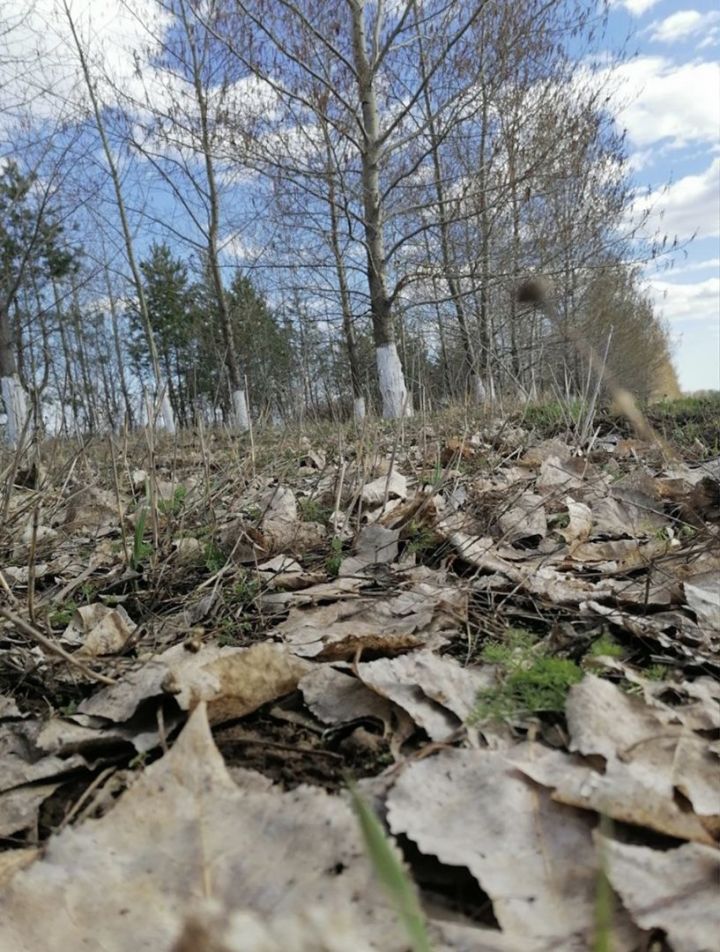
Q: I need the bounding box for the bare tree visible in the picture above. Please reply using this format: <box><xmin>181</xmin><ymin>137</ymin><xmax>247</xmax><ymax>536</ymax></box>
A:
<box><xmin>62</xmin><ymin>0</ymin><xmax>175</xmax><ymax>433</ymax></box>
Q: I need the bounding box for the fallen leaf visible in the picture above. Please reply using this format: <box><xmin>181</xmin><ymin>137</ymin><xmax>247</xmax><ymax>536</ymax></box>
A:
<box><xmin>360</xmin><ymin>471</ymin><xmax>407</xmax><ymax>507</ymax></box>
<box><xmin>356</xmin><ymin>650</ymin><xmax>495</xmax><ymax>741</ymax></box>
<box><xmin>597</xmin><ymin>834</ymin><xmax>720</xmax><ymax>952</ymax></box>
<box><xmin>0</xmin><ymin>705</ymin><xmax>410</xmax><ymax>952</ymax></box>
<box><xmin>386</xmin><ymin>749</ymin><xmax>640</xmax><ymax>949</ymax></box>
<box><xmin>63</xmin><ymin>603</ymin><xmax>136</xmax><ymax>656</ymax></box>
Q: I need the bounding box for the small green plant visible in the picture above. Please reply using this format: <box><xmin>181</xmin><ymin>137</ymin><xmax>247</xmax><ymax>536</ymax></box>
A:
<box><xmin>593</xmin><ymin>815</ymin><xmax>615</xmax><ymax>952</ymax></box>
<box><xmin>523</xmin><ymin>398</ymin><xmax>585</xmax><ymax>434</ymax></box>
<box><xmin>644</xmin><ymin>663</ymin><xmax>669</xmax><ymax>681</ymax></box>
<box><xmin>58</xmin><ymin>699</ymin><xmax>79</xmax><ymax>717</ymax></box>
<box><xmin>131</xmin><ymin>507</ymin><xmax>153</xmax><ymax>570</ymax></box>
<box><xmin>325</xmin><ymin>536</ymin><xmax>344</xmax><ymax>577</ymax></box>
<box><xmin>204</xmin><ymin>541</ymin><xmax>226</xmax><ymax>574</ymax></box>
<box><xmin>349</xmin><ymin>783</ymin><xmax>431</xmax><ymax>952</ymax></box>
<box><xmin>298</xmin><ymin>496</ymin><xmax>329</xmax><ymax>523</ymax></box>
<box><xmin>471</xmin><ymin>628</ymin><xmax>583</xmax><ymax>723</ymax></box>
<box><xmin>49</xmin><ymin>599</ymin><xmax>79</xmax><ymax>628</ymax></box>
<box><xmin>588</xmin><ymin>635</ymin><xmax>625</xmax><ymax>659</ymax></box>
<box><xmin>129</xmin><ymin>751</ymin><xmax>148</xmax><ymax>770</ymax></box>
<box><xmin>158</xmin><ymin>485</ymin><xmax>187</xmax><ymax>515</ymax></box>
<box><xmin>79</xmin><ymin>582</ymin><xmax>95</xmax><ymax>603</ymax></box>
<box><xmin>228</xmin><ymin>572</ymin><xmax>260</xmax><ymax>606</ymax></box>
<box><xmin>217</xmin><ymin>616</ymin><xmax>252</xmax><ymax>646</ymax></box>
<box><xmin>405</xmin><ymin>521</ymin><xmax>436</xmax><ymax>559</ymax></box>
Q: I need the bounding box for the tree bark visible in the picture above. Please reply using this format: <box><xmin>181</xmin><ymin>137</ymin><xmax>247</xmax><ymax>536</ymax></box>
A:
<box><xmin>63</xmin><ymin>0</ymin><xmax>175</xmax><ymax>434</ymax></box>
<box><xmin>348</xmin><ymin>0</ymin><xmax>410</xmax><ymax>418</ymax></box>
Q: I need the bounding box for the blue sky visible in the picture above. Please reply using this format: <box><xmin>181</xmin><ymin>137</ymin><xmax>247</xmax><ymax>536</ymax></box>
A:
<box><xmin>605</xmin><ymin>0</ymin><xmax>719</xmax><ymax>391</ymax></box>
<box><xmin>2</xmin><ymin>0</ymin><xmax>718</xmax><ymax>393</ymax></box>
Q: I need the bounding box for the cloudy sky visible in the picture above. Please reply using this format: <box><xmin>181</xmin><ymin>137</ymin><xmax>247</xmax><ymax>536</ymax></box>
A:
<box><xmin>607</xmin><ymin>0</ymin><xmax>719</xmax><ymax>391</ymax></box>
<box><xmin>2</xmin><ymin>0</ymin><xmax>719</xmax><ymax>393</ymax></box>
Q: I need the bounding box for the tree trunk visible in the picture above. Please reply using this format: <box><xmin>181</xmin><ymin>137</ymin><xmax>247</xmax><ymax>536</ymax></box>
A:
<box><xmin>104</xmin><ymin>267</ymin><xmax>134</xmax><ymax>428</ymax></box>
<box><xmin>177</xmin><ymin>0</ymin><xmax>248</xmax><ymax>432</ymax></box>
<box><xmin>416</xmin><ymin>21</ymin><xmax>479</xmax><ymax>401</ymax></box>
<box><xmin>321</xmin><ymin>122</ymin><xmax>365</xmax><ymax>420</ymax></box>
<box><xmin>64</xmin><ymin>1</ymin><xmax>175</xmax><ymax>434</ymax></box>
<box><xmin>0</xmin><ymin>304</ymin><xmax>29</xmax><ymax>448</ymax></box>
<box><xmin>349</xmin><ymin>0</ymin><xmax>410</xmax><ymax>419</ymax></box>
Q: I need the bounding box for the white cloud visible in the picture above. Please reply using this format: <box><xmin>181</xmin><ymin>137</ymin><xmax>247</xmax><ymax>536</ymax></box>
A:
<box><xmin>637</xmin><ymin>158</ymin><xmax>720</xmax><ymax>241</ymax></box>
<box><xmin>611</xmin><ymin>0</ymin><xmax>662</xmax><ymax>15</ymax></box>
<box><xmin>668</xmin><ymin>257</ymin><xmax>720</xmax><ymax>276</ymax></box>
<box><xmin>607</xmin><ymin>57</ymin><xmax>720</xmax><ymax>148</ymax></box>
<box><xmin>0</xmin><ymin>0</ymin><xmax>170</xmax><ymax>124</ymax></box>
<box><xmin>648</xmin><ymin>276</ymin><xmax>720</xmax><ymax>323</ymax></box>
<box><xmin>650</xmin><ymin>10</ymin><xmax>720</xmax><ymax>44</ymax></box>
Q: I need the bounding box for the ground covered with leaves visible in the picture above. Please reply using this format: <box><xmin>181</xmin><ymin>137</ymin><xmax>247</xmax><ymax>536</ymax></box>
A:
<box><xmin>0</xmin><ymin>398</ymin><xmax>719</xmax><ymax>951</ymax></box>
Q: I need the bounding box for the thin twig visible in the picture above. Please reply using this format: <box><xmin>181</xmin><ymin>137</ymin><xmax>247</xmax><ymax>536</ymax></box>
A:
<box><xmin>0</xmin><ymin>605</ymin><xmax>117</xmax><ymax>686</ymax></box>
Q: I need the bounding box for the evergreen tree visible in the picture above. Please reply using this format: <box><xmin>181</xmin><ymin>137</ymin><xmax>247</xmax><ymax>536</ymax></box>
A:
<box><xmin>135</xmin><ymin>243</ymin><xmax>196</xmax><ymax>424</ymax></box>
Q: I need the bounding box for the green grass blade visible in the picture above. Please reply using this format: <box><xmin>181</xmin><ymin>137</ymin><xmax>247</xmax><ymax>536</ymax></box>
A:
<box><xmin>349</xmin><ymin>783</ymin><xmax>432</xmax><ymax>952</ymax></box>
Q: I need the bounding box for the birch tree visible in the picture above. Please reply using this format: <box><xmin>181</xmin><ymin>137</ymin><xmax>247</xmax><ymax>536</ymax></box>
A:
<box><xmin>63</xmin><ymin>0</ymin><xmax>176</xmax><ymax>433</ymax></box>
<box><xmin>134</xmin><ymin>0</ymin><xmax>251</xmax><ymax>429</ymax></box>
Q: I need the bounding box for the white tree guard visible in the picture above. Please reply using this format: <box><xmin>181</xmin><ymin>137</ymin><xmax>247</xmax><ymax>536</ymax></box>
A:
<box><xmin>1</xmin><ymin>374</ymin><xmax>30</xmax><ymax>448</ymax></box>
<box><xmin>231</xmin><ymin>388</ymin><xmax>250</xmax><ymax>431</ymax></box>
<box><xmin>376</xmin><ymin>343</ymin><xmax>412</xmax><ymax>419</ymax></box>
<box><xmin>353</xmin><ymin>395</ymin><xmax>366</xmax><ymax>421</ymax></box>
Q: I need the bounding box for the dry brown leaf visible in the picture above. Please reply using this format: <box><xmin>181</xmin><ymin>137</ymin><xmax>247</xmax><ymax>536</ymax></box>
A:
<box><xmin>356</xmin><ymin>650</ymin><xmax>496</xmax><ymax>741</ymax></box>
<box><xmin>0</xmin><ymin>705</ymin><xmax>409</xmax><ymax>952</ymax></box>
<box><xmin>63</xmin><ymin>603</ymin><xmax>136</xmax><ymax>656</ymax></box>
<box><xmin>164</xmin><ymin>642</ymin><xmax>311</xmax><ymax>725</ymax></box>
<box><xmin>0</xmin><ymin>782</ymin><xmax>62</xmax><ymax>838</ymax></box>
<box><xmin>360</xmin><ymin>470</ymin><xmax>407</xmax><ymax>507</ymax></box>
<box><xmin>509</xmin><ymin>741</ymin><xmax>714</xmax><ymax>845</ymax></box>
<box><xmin>386</xmin><ymin>749</ymin><xmax>640</xmax><ymax>949</ymax></box>
<box><xmin>339</xmin><ymin>524</ymin><xmax>399</xmax><ymax>576</ymax></box>
<box><xmin>299</xmin><ymin>665</ymin><xmax>397</xmax><ymax>729</ymax></box>
<box><xmin>497</xmin><ymin>491</ymin><xmax>547</xmax><ymax>544</ymax></box>
<box><xmin>562</xmin><ymin>675</ymin><xmax>718</xmax><ymax>840</ymax></box>
<box><xmin>597</xmin><ymin>834</ymin><xmax>720</xmax><ymax>952</ymax></box>
<box><xmin>684</xmin><ymin>571</ymin><xmax>720</xmax><ymax>631</ymax></box>
<box><xmin>536</xmin><ymin>455</ymin><xmax>587</xmax><ymax>491</ymax></box>
<box><xmin>558</xmin><ymin>498</ymin><xmax>592</xmax><ymax>544</ymax></box>
<box><xmin>260</xmin><ymin>575</ymin><xmax>368</xmax><ymax>610</ymax></box>
<box><xmin>275</xmin><ymin>579</ymin><xmax>463</xmax><ymax>660</ymax></box>
<box><xmin>591</xmin><ymin>496</ymin><xmax>667</xmax><ymax>538</ymax></box>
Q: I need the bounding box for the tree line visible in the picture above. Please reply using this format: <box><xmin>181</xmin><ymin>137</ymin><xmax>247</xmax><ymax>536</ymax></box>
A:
<box><xmin>0</xmin><ymin>0</ymin><xmax>679</xmax><ymax>445</ymax></box>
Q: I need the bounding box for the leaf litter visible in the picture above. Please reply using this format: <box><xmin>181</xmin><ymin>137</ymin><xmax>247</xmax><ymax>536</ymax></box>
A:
<box><xmin>0</xmin><ymin>411</ymin><xmax>719</xmax><ymax>950</ymax></box>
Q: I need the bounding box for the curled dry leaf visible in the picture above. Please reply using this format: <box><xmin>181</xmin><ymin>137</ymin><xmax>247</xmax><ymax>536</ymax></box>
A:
<box><xmin>596</xmin><ymin>834</ymin><xmax>720</xmax><ymax>952</ymax></box>
<box><xmin>0</xmin><ymin>705</ymin><xmax>409</xmax><ymax>952</ymax></box>
<box><xmin>683</xmin><ymin>571</ymin><xmax>720</xmax><ymax>632</ymax></box>
<box><xmin>275</xmin><ymin>578</ymin><xmax>464</xmax><ymax>660</ymax></box>
<box><xmin>497</xmin><ymin>491</ymin><xmax>547</xmax><ymax>544</ymax></box>
<box><xmin>561</xmin><ymin>675</ymin><xmax>718</xmax><ymax>840</ymax></box>
<box><xmin>355</xmin><ymin>650</ymin><xmax>496</xmax><ymax>742</ymax></box>
<box><xmin>360</xmin><ymin>470</ymin><xmax>407</xmax><ymax>507</ymax></box>
<box><xmin>386</xmin><ymin>748</ymin><xmax>640</xmax><ymax>950</ymax></box>
<box><xmin>558</xmin><ymin>498</ymin><xmax>592</xmax><ymax>544</ymax></box>
<box><xmin>62</xmin><ymin>603</ymin><xmax>136</xmax><ymax>656</ymax></box>
<box><xmin>299</xmin><ymin>665</ymin><xmax>396</xmax><ymax>730</ymax></box>
<box><xmin>163</xmin><ymin>642</ymin><xmax>311</xmax><ymax>725</ymax></box>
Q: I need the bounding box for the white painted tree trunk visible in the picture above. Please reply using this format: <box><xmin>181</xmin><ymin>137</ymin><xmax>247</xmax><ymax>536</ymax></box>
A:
<box><xmin>474</xmin><ymin>375</ymin><xmax>487</xmax><ymax>403</ymax></box>
<box><xmin>1</xmin><ymin>374</ymin><xmax>30</xmax><ymax>448</ymax></box>
<box><xmin>353</xmin><ymin>395</ymin><xmax>366</xmax><ymax>421</ymax></box>
<box><xmin>231</xmin><ymin>388</ymin><xmax>250</xmax><ymax>431</ymax></box>
<box><xmin>158</xmin><ymin>390</ymin><xmax>176</xmax><ymax>434</ymax></box>
<box><xmin>376</xmin><ymin>343</ymin><xmax>412</xmax><ymax>419</ymax></box>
